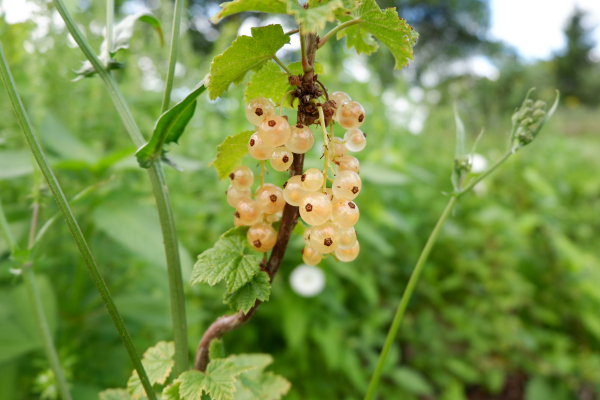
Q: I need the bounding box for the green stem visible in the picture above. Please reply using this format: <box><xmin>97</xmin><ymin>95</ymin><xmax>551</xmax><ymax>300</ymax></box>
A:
<box><xmin>0</xmin><ymin>198</ymin><xmax>16</xmax><ymax>250</ymax></box>
<box><xmin>364</xmin><ymin>196</ymin><xmax>457</xmax><ymax>400</ymax></box>
<box><xmin>0</xmin><ymin>40</ymin><xmax>157</xmax><ymax>400</ymax></box>
<box><xmin>317</xmin><ymin>106</ymin><xmax>330</xmax><ymax>192</ymax></box>
<box><xmin>458</xmin><ymin>150</ymin><xmax>513</xmax><ymax>196</ymax></box>
<box><xmin>272</xmin><ymin>55</ymin><xmax>293</xmax><ymax>76</ymax></box>
<box><xmin>52</xmin><ymin>0</ymin><xmax>189</xmax><ymax>374</ymax></box>
<box><xmin>318</xmin><ymin>18</ymin><xmax>362</xmax><ymax>48</ymax></box>
<box><xmin>105</xmin><ymin>0</ymin><xmax>114</xmax><ymax>59</ymax></box>
<box><xmin>160</xmin><ymin>0</ymin><xmax>184</xmax><ymax>113</ymax></box>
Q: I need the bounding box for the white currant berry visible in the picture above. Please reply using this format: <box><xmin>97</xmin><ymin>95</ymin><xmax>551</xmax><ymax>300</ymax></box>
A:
<box><xmin>258</xmin><ymin>115</ymin><xmax>291</xmax><ymax>147</ymax></box>
<box><xmin>301</xmin><ymin>168</ymin><xmax>324</xmax><ymax>192</ymax></box>
<box><xmin>226</xmin><ymin>184</ymin><xmax>251</xmax><ymax>208</ymax></box>
<box><xmin>338</xmin><ymin>226</ymin><xmax>357</xmax><ymax>249</ymax></box>
<box><xmin>245</xmin><ymin>97</ymin><xmax>275</xmax><ymax>126</ymax></box>
<box><xmin>247</xmin><ymin>222</ymin><xmax>277</xmax><ymax>252</ymax></box>
<box><xmin>310</xmin><ymin>222</ymin><xmax>340</xmax><ymax>253</ymax></box>
<box><xmin>344</xmin><ymin>129</ymin><xmax>367</xmax><ymax>152</ymax></box>
<box><xmin>325</xmin><ymin>188</ymin><xmax>337</xmax><ymax>202</ymax></box>
<box><xmin>330</xmin><ymin>91</ymin><xmax>351</xmax><ymax>115</ymax></box>
<box><xmin>248</xmin><ymin>133</ymin><xmax>276</xmax><ymax>160</ymax></box>
<box><xmin>234</xmin><ymin>215</ymin><xmax>243</xmax><ymax>227</ymax></box>
<box><xmin>335</xmin><ymin>155</ymin><xmax>360</xmax><ymax>174</ymax></box>
<box><xmin>335</xmin><ymin>240</ymin><xmax>360</xmax><ymax>262</ymax></box>
<box><xmin>300</xmin><ymin>192</ymin><xmax>332</xmax><ymax>226</ymax></box>
<box><xmin>270</xmin><ymin>146</ymin><xmax>293</xmax><ymax>172</ymax></box>
<box><xmin>332</xmin><ymin>170</ymin><xmax>361</xmax><ymax>200</ymax></box>
<box><xmin>265</xmin><ymin>211</ymin><xmax>282</xmax><ymax>223</ymax></box>
<box><xmin>286</xmin><ymin>124</ymin><xmax>314</xmax><ymax>154</ymax></box>
<box><xmin>234</xmin><ymin>199</ymin><xmax>262</xmax><ymax>226</ymax></box>
<box><xmin>303</xmin><ymin>226</ymin><xmax>313</xmax><ymax>247</ymax></box>
<box><xmin>283</xmin><ymin>175</ymin><xmax>309</xmax><ymax>207</ymax></box>
<box><xmin>331</xmin><ymin>199</ymin><xmax>359</xmax><ymax>229</ymax></box>
<box><xmin>229</xmin><ymin>166</ymin><xmax>254</xmax><ymax>190</ymax></box>
<box><xmin>336</xmin><ymin>100</ymin><xmax>365</xmax><ymax>129</ymax></box>
<box><xmin>328</xmin><ymin>137</ymin><xmax>348</xmax><ymax>161</ymax></box>
<box><xmin>302</xmin><ymin>245</ymin><xmax>323</xmax><ymax>266</ymax></box>
<box><xmin>256</xmin><ymin>184</ymin><xmax>286</xmax><ymax>214</ymax></box>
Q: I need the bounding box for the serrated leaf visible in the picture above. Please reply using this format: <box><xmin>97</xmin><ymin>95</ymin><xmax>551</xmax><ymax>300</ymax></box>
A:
<box><xmin>210</xmin><ymin>130</ymin><xmax>254</xmax><ymax>180</ymax></box>
<box><xmin>244</xmin><ymin>61</ymin><xmax>324</xmax><ymax>106</ymax></box>
<box><xmin>99</xmin><ymin>389</ymin><xmax>131</xmax><ymax>400</ymax></box>
<box><xmin>223</xmin><ymin>271</ymin><xmax>270</xmax><ymax>314</ymax></box>
<box><xmin>127</xmin><ymin>341</ymin><xmax>175</xmax><ymax>400</ymax></box>
<box><xmin>179</xmin><ymin>359</ymin><xmax>254</xmax><ymax>400</ymax></box>
<box><xmin>210</xmin><ymin>0</ymin><xmax>288</xmax><ymax>24</ymax></box>
<box><xmin>286</xmin><ymin>0</ymin><xmax>344</xmax><ymax>33</ymax></box>
<box><xmin>207</xmin><ymin>25</ymin><xmax>290</xmax><ymax>100</ymax></box>
<box><xmin>228</xmin><ymin>354</ymin><xmax>291</xmax><ymax>400</ymax></box>
<box><xmin>162</xmin><ymin>382</ymin><xmax>182</xmax><ymax>400</ymax></box>
<box><xmin>191</xmin><ymin>230</ymin><xmax>261</xmax><ymax>293</ymax></box>
<box><xmin>136</xmin><ymin>83</ymin><xmax>206</xmax><ymax>168</ymax></box>
<box><xmin>339</xmin><ymin>0</ymin><xmax>418</xmax><ymax>69</ymax></box>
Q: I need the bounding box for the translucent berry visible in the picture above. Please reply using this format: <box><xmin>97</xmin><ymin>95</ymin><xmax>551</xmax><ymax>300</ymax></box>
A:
<box><xmin>338</xmin><ymin>226</ymin><xmax>357</xmax><ymax>249</ymax></box>
<box><xmin>234</xmin><ymin>216</ymin><xmax>243</xmax><ymax>227</ymax></box>
<box><xmin>310</xmin><ymin>222</ymin><xmax>340</xmax><ymax>253</ymax></box>
<box><xmin>328</xmin><ymin>137</ymin><xmax>348</xmax><ymax>161</ymax></box>
<box><xmin>302</xmin><ymin>245</ymin><xmax>322</xmax><ymax>266</ymax></box>
<box><xmin>265</xmin><ymin>211</ymin><xmax>282</xmax><ymax>223</ymax></box>
<box><xmin>286</xmin><ymin>124</ymin><xmax>314</xmax><ymax>154</ymax></box>
<box><xmin>256</xmin><ymin>184</ymin><xmax>286</xmax><ymax>214</ymax></box>
<box><xmin>335</xmin><ymin>240</ymin><xmax>360</xmax><ymax>262</ymax></box>
<box><xmin>331</xmin><ymin>199</ymin><xmax>360</xmax><ymax>229</ymax></box>
<box><xmin>282</xmin><ymin>175</ymin><xmax>309</xmax><ymax>207</ymax></box>
<box><xmin>226</xmin><ymin>184</ymin><xmax>251</xmax><ymax>208</ymax></box>
<box><xmin>247</xmin><ymin>222</ymin><xmax>277</xmax><ymax>252</ymax></box>
<box><xmin>245</xmin><ymin>97</ymin><xmax>275</xmax><ymax>126</ymax></box>
<box><xmin>301</xmin><ymin>168</ymin><xmax>324</xmax><ymax>192</ymax></box>
<box><xmin>336</xmin><ymin>100</ymin><xmax>365</xmax><ymax>129</ymax></box>
<box><xmin>258</xmin><ymin>115</ymin><xmax>291</xmax><ymax>147</ymax></box>
<box><xmin>330</xmin><ymin>91</ymin><xmax>351</xmax><ymax>115</ymax></box>
<box><xmin>303</xmin><ymin>226</ymin><xmax>313</xmax><ymax>247</ymax></box>
<box><xmin>300</xmin><ymin>192</ymin><xmax>332</xmax><ymax>226</ymax></box>
<box><xmin>248</xmin><ymin>132</ymin><xmax>276</xmax><ymax>160</ymax></box>
<box><xmin>270</xmin><ymin>146</ymin><xmax>293</xmax><ymax>172</ymax></box>
<box><xmin>344</xmin><ymin>129</ymin><xmax>367</xmax><ymax>152</ymax></box>
<box><xmin>234</xmin><ymin>199</ymin><xmax>261</xmax><ymax>226</ymax></box>
<box><xmin>229</xmin><ymin>166</ymin><xmax>254</xmax><ymax>190</ymax></box>
<box><xmin>332</xmin><ymin>170</ymin><xmax>361</xmax><ymax>200</ymax></box>
<box><xmin>335</xmin><ymin>155</ymin><xmax>360</xmax><ymax>174</ymax></box>
<box><xmin>325</xmin><ymin>188</ymin><xmax>336</xmax><ymax>202</ymax></box>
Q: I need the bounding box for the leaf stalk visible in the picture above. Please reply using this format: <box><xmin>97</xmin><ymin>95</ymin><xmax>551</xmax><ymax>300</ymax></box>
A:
<box><xmin>161</xmin><ymin>0</ymin><xmax>184</xmax><ymax>113</ymax></box>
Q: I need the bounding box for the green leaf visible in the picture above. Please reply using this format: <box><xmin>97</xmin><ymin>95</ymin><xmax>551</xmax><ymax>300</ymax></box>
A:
<box><xmin>244</xmin><ymin>61</ymin><xmax>324</xmax><ymax>107</ymax></box>
<box><xmin>127</xmin><ymin>341</ymin><xmax>175</xmax><ymax>400</ymax></box>
<box><xmin>162</xmin><ymin>382</ymin><xmax>182</xmax><ymax>400</ymax></box>
<box><xmin>286</xmin><ymin>0</ymin><xmax>344</xmax><ymax>33</ymax></box>
<box><xmin>209</xmin><ymin>339</ymin><xmax>227</xmax><ymax>361</ymax></box>
<box><xmin>207</xmin><ymin>25</ymin><xmax>290</xmax><ymax>100</ymax></box>
<box><xmin>210</xmin><ymin>0</ymin><xmax>287</xmax><ymax>24</ymax></box>
<box><xmin>390</xmin><ymin>367</ymin><xmax>433</xmax><ymax>396</ymax></box>
<box><xmin>209</xmin><ymin>130</ymin><xmax>254</xmax><ymax>180</ymax></box>
<box><xmin>228</xmin><ymin>354</ymin><xmax>291</xmax><ymax>400</ymax></box>
<box><xmin>136</xmin><ymin>83</ymin><xmax>206</xmax><ymax>169</ymax></box>
<box><xmin>0</xmin><ymin>150</ymin><xmax>34</xmax><ymax>180</ymax></box>
<box><xmin>178</xmin><ymin>359</ymin><xmax>254</xmax><ymax>400</ymax></box>
<box><xmin>108</xmin><ymin>12</ymin><xmax>164</xmax><ymax>55</ymax></box>
<box><xmin>191</xmin><ymin>228</ymin><xmax>261</xmax><ymax>293</ymax></box>
<box><xmin>223</xmin><ymin>272</ymin><xmax>270</xmax><ymax>314</ymax></box>
<box><xmin>99</xmin><ymin>389</ymin><xmax>131</xmax><ymax>400</ymax></box>
<box><xmin>339</xmin><ymin>0</ymin><xmax>418</xmax><ymax>69</ymax></box>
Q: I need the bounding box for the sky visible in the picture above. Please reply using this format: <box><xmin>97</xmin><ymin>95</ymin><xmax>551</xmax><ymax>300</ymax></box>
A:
<box><xmin>1</xmin><ymin>0</ymin><xmax>600</xmax><ymax>60</ymax></box>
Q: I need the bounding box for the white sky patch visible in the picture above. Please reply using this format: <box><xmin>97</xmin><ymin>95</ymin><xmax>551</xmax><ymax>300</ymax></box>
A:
<box><xmin>490</xmin><ymin>0</ymin><xmax>600</xmax><ymax>60</ymax></box>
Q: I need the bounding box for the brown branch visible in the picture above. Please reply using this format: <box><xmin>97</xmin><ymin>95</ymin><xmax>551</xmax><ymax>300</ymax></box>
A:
<box><xmin>193</xmin><ymin>33</ymin><xmax>318</xmax><ymax>372</ymax></box>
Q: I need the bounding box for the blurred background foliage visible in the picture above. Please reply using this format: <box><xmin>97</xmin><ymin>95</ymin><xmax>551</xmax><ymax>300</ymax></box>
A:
<box><xmin>0</xmin><ymin>0</ymin><xmax>599</xmax><ymax>399</ymax></box>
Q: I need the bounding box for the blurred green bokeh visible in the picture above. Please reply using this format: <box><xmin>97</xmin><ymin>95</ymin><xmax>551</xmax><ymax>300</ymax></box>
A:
<box><xmin>0</xmin><ymin>1</ymin><xmax>599</xmax><ymax>400</ymax></box>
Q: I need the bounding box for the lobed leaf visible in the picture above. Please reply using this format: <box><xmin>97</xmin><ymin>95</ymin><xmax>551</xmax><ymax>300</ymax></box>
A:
<box><xmin>99</xmin><ymin>389</ymin><xmax>131</xmax><ymax>400</ymax></box>
<box><xmin>178</xmin><ymin>359</ymin><xmax>254</xmax><ymax>400</ymax></box>
<box><xmin>191</xmin><ymin>228</ymin><xmax>261</xmax><ymax>293</ymax></box>
<box><xmin>136</xmin><ymin>83</ymin><xmax>206</xmax><ymax>169</ymax></box>
<box><xmin>228</xmin><ymin>354</ymin><xmax>291</xmax><ymax>400</ymax></box>
<box><xmin>210</xmin><ymin>130</ymin><xmax>254</xmax><ymax>180</ymax></box>
<box><xmin>210</xmin><ymin>0</ymin><xmax>287</xmax><ymax>24</ymax></box>
<box><xmin>286</xmin><ymin>0</ymin><xmax>345</xmax><ymax>33</ymax></box>
<box><xmin>162</xmin><ymin>382</ymin><xmax>182</xmax><ymax>400</ymax></box>
<box><xmin>127</xmin><ymin>341</ymin><xmax>176</xmax><ymax>400</ymax></box>
<box><xmin>207</xmin><ymin>25</ymin><xmax>290</xmax><ymax>100</ymax></box>
<box><xmin>223</xmin><ymin>271</ymin><xmax>270</xmax><ymax>314</ymax></box>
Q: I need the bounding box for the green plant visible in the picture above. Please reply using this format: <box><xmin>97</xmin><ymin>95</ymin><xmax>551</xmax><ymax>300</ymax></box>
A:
<box><xmin>0</xmin><ymin>0</ymin><xmax>565</xmax><ymax>399</ymax></box>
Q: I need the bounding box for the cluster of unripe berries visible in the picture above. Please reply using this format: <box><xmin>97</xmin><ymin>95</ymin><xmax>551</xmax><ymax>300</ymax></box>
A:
<box><xmin>226</xmin><ymin>91</ymin><xmax>367</xmax><ymax>266</ymax></box>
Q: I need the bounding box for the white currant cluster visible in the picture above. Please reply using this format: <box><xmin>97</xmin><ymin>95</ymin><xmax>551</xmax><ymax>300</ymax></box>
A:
<box><xmin>225</xmin><ymin>91</ymin><xmax>367</xmax><ymax>266</ymax></box>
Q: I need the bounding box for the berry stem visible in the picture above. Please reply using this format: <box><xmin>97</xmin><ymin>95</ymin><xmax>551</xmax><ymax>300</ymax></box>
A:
<box><xmin>317</xmin><ymin>18</ymin><xmax>362</xmax><ymax>49</ymax></box>
<box><xmin>272</xmin><ymin>55</ymin><xmax>294</xmax><ymax>76</ymax></box>
<box><xmin>317</xmin><ymin>105</ymin><xmax>330</xmax><ymax>192</ymax></box>
<box><xmin>279</xmin><ymin>90</ymin><xmax>295</xmax><ymax>116</ymax></box>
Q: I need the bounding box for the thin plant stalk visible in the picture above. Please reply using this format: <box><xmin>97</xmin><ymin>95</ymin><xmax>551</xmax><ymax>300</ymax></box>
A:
<box><xmin>0</xmin><ymin>40</ymin><xmax>157</xmax><ymax>400</ymax></box>
<box><xmin>161</xmin><ymin>0</ymin><xmax>184</xmax><ymax>113</ymax></box>
<box><xmin>105</xmin><ymin>0</ymin><xmax>114</xmax><ymax>60</ymax></box>
<box><xmin>52</xmin><ymin>0</ymin><xmax>189</xmax><ymax>374</ymax></box>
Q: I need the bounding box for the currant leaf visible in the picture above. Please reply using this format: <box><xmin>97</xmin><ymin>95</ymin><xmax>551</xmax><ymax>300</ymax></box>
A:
<box><xmin>178</xmin><ymin>359</ymin><xmax>254</xmax><ymax>400</ymax></box>
<box><xmin>191</xmin><ymin>227</ymin><xmax>262</xmax><ymax>293</ymax></box>
<box><xmin>209</xmin><ymin>130</ymin><xmax>254</xmax><ymax>180</ymax></box>
<box><xmin>99</xmin><ymin>389</ymin><xmax>131</xmax><ymax>400</ymax></box>
<box><xmin>207</xmin><ymin>25</ymin><xmax>290</xmax><ymax>100</ymax></box>
<box><xmin>210</xmin><ymin>0</ymin><xmax>287</xmax><ymax>24</ymax></box>
<box><xmin>223</xmin><ymin>271</ymin><xmax>270</xmax><ymax>314</ymax></box>
<box><xmin>285</xmin><ymin>0</ymin><xmax>344</xmax><ymax>33</ymax></box>
<box><xmin>228</xmin><ymin>354</ymin><xmax>291</xmax><ymax>400</ymax></box>
<box><xmin>127</xmin><ymin>341</ymin><xmax>175</xmax><ymax>400</ymax></box>
<box><xmin>136</xmin><ymin>83</ymin><xmax>206</xmax><ymax>169</ymax></box>
<box><xmin>162</xmin><ymin>382</ymin><xmax>182</xmax><ymax>400</ymax></box>
<box><xmin>338</xmin><ymin>0</ymin><xmax>419</xmax><ymax>69</ymax></box>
